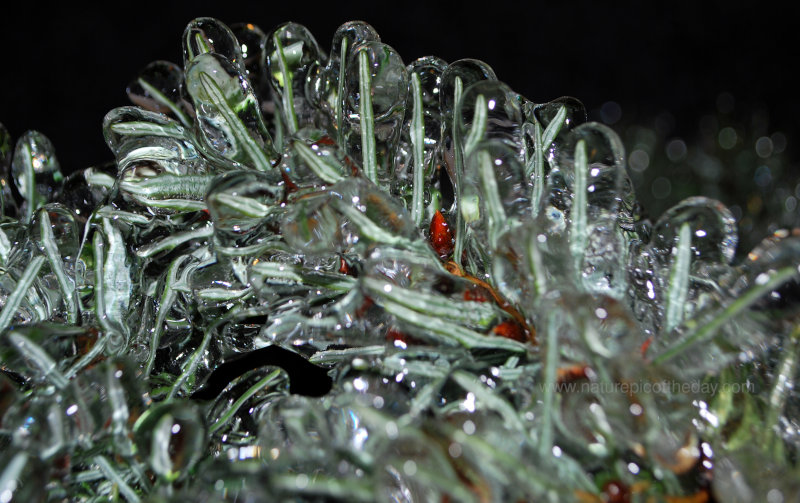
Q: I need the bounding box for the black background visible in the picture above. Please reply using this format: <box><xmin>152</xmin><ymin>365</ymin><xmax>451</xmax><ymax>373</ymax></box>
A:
<box><xmin>0</xmin><ymin>1</ymin><xmax>796</xmax><ymax>175</ymax></box>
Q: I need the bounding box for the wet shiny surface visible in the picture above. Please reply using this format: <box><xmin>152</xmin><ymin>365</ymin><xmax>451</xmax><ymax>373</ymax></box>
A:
<box><xmin>0</xmin><ymin>16</ymin><xmax>799</xmax><ymax>503</ymax></box>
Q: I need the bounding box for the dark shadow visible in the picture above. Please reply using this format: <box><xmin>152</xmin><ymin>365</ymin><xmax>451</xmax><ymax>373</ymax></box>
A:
<box><xmin>191</xmin><ymin>345</ymin><xmax>332</xmax><ymax>400</ymax></box>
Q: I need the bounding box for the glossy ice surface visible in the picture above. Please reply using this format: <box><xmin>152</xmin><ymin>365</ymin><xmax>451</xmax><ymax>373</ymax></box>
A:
<box><xmin>1</xmin><ymin>17</ymin><xmax>800</xmax><ymax>503</ymax></box>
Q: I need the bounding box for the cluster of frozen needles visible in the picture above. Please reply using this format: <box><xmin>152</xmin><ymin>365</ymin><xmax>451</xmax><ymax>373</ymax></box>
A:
<box><xmin>1</xmin><ymin>17</ymin><xmax>799</xmax><ymax>502</ymax></box>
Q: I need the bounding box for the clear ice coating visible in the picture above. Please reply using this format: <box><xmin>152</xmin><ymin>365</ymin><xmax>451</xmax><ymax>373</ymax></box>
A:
<box><xmin>231</xmin><ymin>22</ymin><xmax>268</xmax><ymax>94</ymax></box>
<box><xmin>342</xmin><ymin>41</ymin><xmax>408</xmax><ymax>185</ymax></box>
<box><xmin>206</xmin><ymin>170</ymin><xmax>281</xmax><ymax>254</ymax></box>
<box><xmin>183</xmin><ymin>17</ymin><xmax>246</xmax><ymax>73</ymax></box>
<box><xmin>392</xmin><ymin>56</ymin><xmax>447</xmax><ymax>225</ymax></box>
<box><xmin>461</xmin><ymin>139</ymin><xmax>529</xmax><ymax>253</ymax></box>
<box><xmin>308</xmin><ymin>21</ymin><xmax>381</xmax><ymax>136</ymax></box>
<box><xmin>1</xmin><ymin>15</ymin><xmax>800</xmax><ymax>503</ymax></box>
<box><xmin>265</xmin><ymin>22</ymin><xmax>324</xmax><ymax>134</ymax></box>
<box><xmin>457</xmin><ymin>80</ymin><xmax>524</xmax><ymax>158</ymax></box>
<box><xmin>133</xmin><ymin>401</ymin><xmax>207</xmax><ymax>481</ymax></box>
<box><xmin>103</xmin><ymin>106</ymin><xmax>207</xmax><ymax>176</ymax></box>
<box><xmin>126</xmin><ymin>60</ymin><xmax>194</xmax><ymax>127</ymax></box>
<box><xmin>439</xmin><ymin>58</ymin><xmax>497</xmax><ymax>184</ymax></box>
<box><xmin>185</xmin><ymin>52</ymin><xmax>277</xmax><ymax>170</ymax></box>
<box><xmin>540</xmin><ymin>122</ymin><xmax>630</xmax><ymax>298</ymax></box>
<box><xmin>530</xmin><ymin>96</ymin><xmax>587</xmax><ymax>145</ymax></box>
<box><xmin>650</xmin><ymin>195</ymin><xmax>738</xmax><ymax>267</ymax></box>
<box><xmin>281</xmin><ymin>128</ymin><xmax>348</xmax><ymax>187</ymax></box>
<box><xmin>10</xmin><ymin>130</ymin><xmax>63</xmax><ymax>223</ymax></box>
